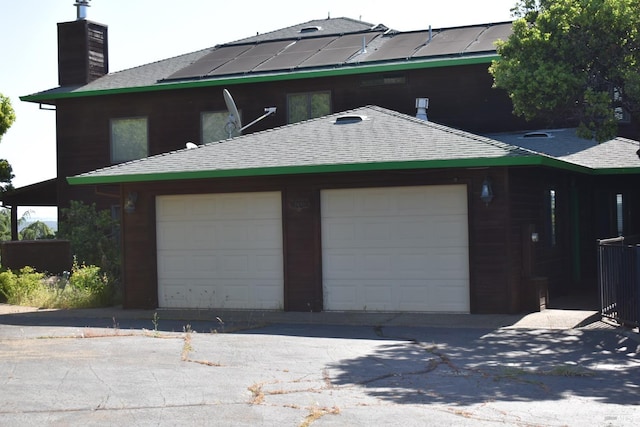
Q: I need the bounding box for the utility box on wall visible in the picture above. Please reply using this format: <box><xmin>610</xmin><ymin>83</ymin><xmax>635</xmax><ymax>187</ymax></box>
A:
<box><xmin>1</xmin><ymin>240</ymin><xmax>72</xmax><ymax>275</ymax></box>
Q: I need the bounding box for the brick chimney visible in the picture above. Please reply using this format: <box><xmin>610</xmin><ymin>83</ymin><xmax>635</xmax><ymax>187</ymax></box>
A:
<box><xmin>57</xmin><ymin>1</ymin><xmax>108</xmax><ymax>86</ymax></box>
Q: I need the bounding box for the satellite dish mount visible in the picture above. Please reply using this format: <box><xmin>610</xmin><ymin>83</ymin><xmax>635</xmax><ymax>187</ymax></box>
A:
<box><xmin>223</xmin><ymin>89</ymin><xmax>276</xmax><ymax>138</ymax></box>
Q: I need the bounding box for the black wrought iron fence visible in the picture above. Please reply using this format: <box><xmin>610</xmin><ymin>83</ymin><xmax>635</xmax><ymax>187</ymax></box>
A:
<box><xmin>597</xmin><ymin>236</ymin><xmax>640</xmax><ymax>327</ymax></box>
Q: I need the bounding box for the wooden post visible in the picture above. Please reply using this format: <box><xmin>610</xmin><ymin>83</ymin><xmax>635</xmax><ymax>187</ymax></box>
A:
<box><xmin>10</xmin><ymin>206</ymin><xmax>18</xmax><ymax>241</ymax></box>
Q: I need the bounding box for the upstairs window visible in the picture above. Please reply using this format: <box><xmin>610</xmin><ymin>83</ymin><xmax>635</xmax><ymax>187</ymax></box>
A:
<box><xmin>287</xmin><ymin>91</ymin><xmax>331</xmax><ymax>124</ymax></box>
<box><xmin>202</xmin><ymin>110</ymin><xmax>242</xmax><ymax>143</ymax></box>
<box><xmin>111</xmin><ymin>117</ymin><xmax>148</xmax><ymax>164</ymax></box>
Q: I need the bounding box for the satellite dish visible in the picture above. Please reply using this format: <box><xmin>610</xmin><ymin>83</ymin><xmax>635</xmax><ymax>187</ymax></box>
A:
<box><xmin>223</xmin><ymin>88</ymin><xmax>242</xmax><ymax>138</ymax></box>
<box><xmin>222</xmin><ymin>89</ymin><xmax>277</xmax><ymax>139</ymax></box>
<box><xmin>185</xmin><ymin>142</ymin><xmax>198</xmax><ymax>149</ymax></box>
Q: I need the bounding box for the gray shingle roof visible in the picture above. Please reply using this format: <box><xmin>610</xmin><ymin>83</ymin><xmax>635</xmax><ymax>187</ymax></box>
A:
<box><xmin>228</xmin><ymin>17</ymin><xmax>383</xmax><ymax>45</ymax></box>
<box><xmin>487</xmin><ymin>128</ymin><xmax>640</xmax><ymax>171</ymax></box>
<box><xmin>68</xmin><ymin>106</ymin><xmax>552</xmax><ymax>185</ymax></box>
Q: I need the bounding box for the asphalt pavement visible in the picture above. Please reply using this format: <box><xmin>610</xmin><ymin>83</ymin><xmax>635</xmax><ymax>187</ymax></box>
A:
<box><xmin>0</xmin><ymin>304</ymin><xmax>638</xmax><ymax>426</ymax></box>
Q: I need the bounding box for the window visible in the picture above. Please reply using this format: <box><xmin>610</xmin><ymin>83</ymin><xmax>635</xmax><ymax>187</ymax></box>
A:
<box><xmin>616</xmin><ymin>193</ymin><xmax>624</xmax><ymax>236</ymax></box>
<box><xmin>201</xmin><ymin>110</ymin><xmax>241</xmax><ymax>143</ymax></box>
<box><xmin>111</xmin><ymin>117</ymin><xmax>148</xmax><ymax>163</ymax></box>
<box><xmin>287</xmin><ymin>91</ymin><xmax>331</xmax><ymax>124</ymax></box>
<box><xmin>360</xmin><ymin>74</ymin><xmax>406</xmax><ymax>87</ymax></box>
<box><xmin>548</xmin><ymin>189</ymin><xmax>557</xmax><ymax>247</ymax></box>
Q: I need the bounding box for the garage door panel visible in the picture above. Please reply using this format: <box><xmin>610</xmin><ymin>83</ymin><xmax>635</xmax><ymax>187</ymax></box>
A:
<box><xmin>324</xmin><ymin>248</ymin><xmax>468</xmax><ymax>280</ymax></box>
<box><xmin>323</xmin><ymin>216</ymin><xmax>467</xmax><ymax>249</ymax></box>
<box><xmin>157</xmin><ymin>192</ymin><xmax>283</xmax><ymax>309</ymax></box>
<box><xmin>324</xmin><ymin>278</ymin><xmax>469</xmax><ymax>312</ymax></box>
<box><xmin>322</xmin><ymin>185</ymin><xmax>469</xmax><ymax>313</ymax></box>
<box><xmin>323</xmin><ymin>187</ymin><xmax>466</xmax><ymax>218</ymax></box>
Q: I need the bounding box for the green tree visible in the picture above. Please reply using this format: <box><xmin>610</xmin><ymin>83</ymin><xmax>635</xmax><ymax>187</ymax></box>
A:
<box><xmin>489</xmin><ymin>0</ymin><xmax>640</xmax><ymax>141</ymax></box>
<box><xmin>0</xmin><ymin>93</ymin><xmax>16</xmax><ymax>192</ymax></box>
<box><xmin>19</xmin><ymin>221</ymin><xmax>55</xmax><ymax>240</ymax></box>
<box><xmin>0</xmin><ymin>208</ymin><xmax>30</xmax><ymax>241</ymax></box>
<box><xmin>56</xmin><ymin>201</ymin><xmax>120</xmax><ymax>283</ymax></box>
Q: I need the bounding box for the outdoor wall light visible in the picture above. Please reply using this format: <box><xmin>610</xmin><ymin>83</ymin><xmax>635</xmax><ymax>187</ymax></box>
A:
<box><xmin>124</xmin><ymin>191</ymin><xmax>138</xmax><ymax>214</ymax></box>
<box><xmin>480</xmin><ymin>178</ymin><xmax>494</xmax><ymax>205</ymax></box>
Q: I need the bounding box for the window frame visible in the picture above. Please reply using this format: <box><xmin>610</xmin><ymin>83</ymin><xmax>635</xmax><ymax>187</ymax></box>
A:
<box><xmin>110</xmin><ymin>116</ymin><xmax>149</xmax><ymax>164</ymax></box>
<box><xmin>286</xmin><ymin>91</ymin><xmax>331</xmax><ymax>124</ymax></box>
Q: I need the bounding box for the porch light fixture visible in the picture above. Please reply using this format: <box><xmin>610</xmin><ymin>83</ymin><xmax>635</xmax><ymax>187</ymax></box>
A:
<box><xmin>124</xmin><ymin>192</ymin><xmax>138</xmax><ymax>214</ymax></box>
<box><xmin>480</xmin><ymin>178</ymin><xmax>494</xmax><ymax>205</ymax></box>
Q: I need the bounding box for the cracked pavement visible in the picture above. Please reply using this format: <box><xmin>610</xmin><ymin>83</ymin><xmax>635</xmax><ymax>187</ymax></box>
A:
<box><xmin>0</xmin><ymin>312</ymin><xmax>639</xmax><ymax>426</ymax></box>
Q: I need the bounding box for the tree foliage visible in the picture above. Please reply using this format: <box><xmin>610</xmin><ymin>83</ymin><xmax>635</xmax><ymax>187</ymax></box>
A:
<box><xmin>0</xmin><ymin>93</ymin><xmax>15</xmax><ymax>192</ymax></box>
<box><xmin>0</xmin><ymin>208</ymin><xmax>30</xmax><ymax>241</ymax></box>
<box><xmin>19</xmin><ymin>221</ymin><xmax>55</xmax><ymax>240</ymax></box>
<box><xmin>56</xmin><ymin>201</ymin><xmax>120</xmax><ymax>284</ymax></box>
<box><xmin>490</xmin><ymin>0</ymin><xmax>640</xmax><ymax>141</ymax></box>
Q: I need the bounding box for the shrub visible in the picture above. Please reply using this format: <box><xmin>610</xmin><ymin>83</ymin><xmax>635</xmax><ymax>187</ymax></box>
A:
<box><xmin>0</xmin><ymin>263</ymin><xmax>113</xmax><ymax>309</ymax></box>
<box><xmin>0</xmin><ymin>266</ymin><xmax>44</xmax><ymax>305</ymax></box>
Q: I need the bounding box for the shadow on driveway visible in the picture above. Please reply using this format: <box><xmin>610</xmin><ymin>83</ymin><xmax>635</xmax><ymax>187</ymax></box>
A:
<box><xmin>326</xmin><ymin>326</ymin><xmax>640</xmax><ymax>406</ymax></box>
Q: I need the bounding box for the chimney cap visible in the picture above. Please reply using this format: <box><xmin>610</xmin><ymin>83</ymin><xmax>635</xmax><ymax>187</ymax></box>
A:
<box><xmin>74</xmin><ymin>0</ymin><xmax>91</xmax><ymax>20</ymax></box>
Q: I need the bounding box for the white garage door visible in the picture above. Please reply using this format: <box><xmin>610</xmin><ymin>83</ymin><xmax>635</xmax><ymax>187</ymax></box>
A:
<box><xmin>321</xmin><ymin>185</ymin><xmax>469</xmax><ymax>313</ymax></box>
<box><xmin>156</xmin><ymin>192</ymin><xmax>283</xmax><ymax>309</ymax></box>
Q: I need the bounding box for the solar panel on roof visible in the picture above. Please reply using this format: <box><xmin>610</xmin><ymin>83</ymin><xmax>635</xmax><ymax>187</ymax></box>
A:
<box><xmin>254</xmin><ymin>37</ymin><xmax>336</xmax><ymax>72</ymax></box>
<box><xmin>208</xmin><ymin>40</ymin><xmax>294</xmax><ymax>75</ymax></box>
<box><xmin>361</xmin><ymin>32</ymin><xmax>429</xmax><ymax>62</ymax></box>
<box><xmin>301</xmin><ymin>33</ymin><xmax>379</xmax><ymax>66</ymax></box>
<box><xmin>464</xmin><ymin>23</ymin><xmax>512</xmax><ymax>52</ymax></box>
<box><xmin>414</xmin><ymin>26</ymin><xmax>486</xmax><ymax>56</ymax></box>
<box><xmin>165</xmin><ymin>45</ymin><xmax>252</xmax><ymax>80</ymax></box>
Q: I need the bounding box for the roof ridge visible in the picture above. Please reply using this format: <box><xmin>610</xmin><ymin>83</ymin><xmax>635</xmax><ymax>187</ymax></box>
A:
<box><xmin>228</xmin><ymin>17</ymin><xmax>377</xmax><ymax>45</ymax></box>
<box><xmin>364</xmin><ymin>105</ymin><xmax>535</xmax><ymax>155</ymax></box>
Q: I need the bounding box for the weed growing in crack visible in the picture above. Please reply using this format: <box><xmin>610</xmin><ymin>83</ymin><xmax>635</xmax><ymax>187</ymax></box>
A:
<box><xmin>248</xmin><ymin>382</ymin><xmax>265</xmax><ymax>404</ymax></box>
<box><xmin>152</xmin><ymin>312</ymin><xmax>159</xmax><ymax>332</ymax></box>
<box><xmin>181</xmin><ymin>331</ymin><xmax>193</xmax><ymax>361</ymax></box>
<box><xmin>540</xmin><ymin>365</ymin><xmax>595</xmax><ymax>377</ymax></box>
<box><xmin>300</xmin><ymin>406</ymin><xmax>340</xmax><ymax>427</ymax></box>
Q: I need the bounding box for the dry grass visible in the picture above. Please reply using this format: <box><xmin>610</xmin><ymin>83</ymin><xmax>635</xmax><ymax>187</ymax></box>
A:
<box><xmin>299</xmin><ymin>406</ymin><xmax>340</xmax><ymax>427</ymax></box>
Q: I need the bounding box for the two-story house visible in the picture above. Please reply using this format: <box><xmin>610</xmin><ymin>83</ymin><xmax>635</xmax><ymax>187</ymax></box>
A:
<box><xmin>4</xmin><ymin>8</ymin><xmax>640</xmax><ymax>313</ymax></box>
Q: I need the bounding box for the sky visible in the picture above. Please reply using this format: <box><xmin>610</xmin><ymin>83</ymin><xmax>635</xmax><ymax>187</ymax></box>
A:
<box><xmin>0</xmin><ymin>0</ymin><xmax>516</xmax><ymax>219</ymax></box>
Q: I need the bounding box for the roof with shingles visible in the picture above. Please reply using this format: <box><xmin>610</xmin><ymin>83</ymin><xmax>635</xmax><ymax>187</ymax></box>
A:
<box><xmin>487</xmin><ymin>128</ymin><xmax>640</xmax><ymax>173</ymax></box>
<box><xmin>23</xmin><ymin>19</ymin><xmax>510</xmax><ymax>102</ymax></box>
<box><xmin>228</xmin><ymin>17</ymin><xmax>384</xmax><ymax>45</ymax></box>
<box><xmin>68</xmin><ymin>106</ymin><xmax>586</xmax><ymax>186</ymax></box>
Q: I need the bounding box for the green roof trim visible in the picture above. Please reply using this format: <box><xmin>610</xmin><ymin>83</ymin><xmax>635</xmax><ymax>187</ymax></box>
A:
<box><xmin>23</xmin><ymin>55</ymin><xmax>498</xmax><ymax>103</ymax></box>
<box><xmin>67</xmin><ymin>154</ymin><xmax>591</xmax><ymax>186</ymax></box>
<box><xmin>592</xmin><ymin>167</ymin><xmax>640</xmax><ymax>175</ymax></box>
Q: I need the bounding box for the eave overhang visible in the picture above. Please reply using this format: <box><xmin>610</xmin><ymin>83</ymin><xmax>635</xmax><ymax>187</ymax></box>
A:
<box><xmin>22</xmin><ymin>54</ymin><xmax>499</xmax><ymax>104</ymax></box>
<box><xmin>66</xmin><ymin>154</ymin><xmax>591</xmax><ymax>186</ymax></box>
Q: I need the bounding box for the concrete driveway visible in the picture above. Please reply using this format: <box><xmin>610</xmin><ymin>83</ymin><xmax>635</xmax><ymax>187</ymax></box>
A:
<box><xmin>0</xmin><ymin>305</ymin><xmax>638</xmax><ymax>426</ymax></box>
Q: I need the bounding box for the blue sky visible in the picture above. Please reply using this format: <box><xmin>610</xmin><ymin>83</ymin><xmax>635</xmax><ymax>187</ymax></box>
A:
<box><xmin>0</xmin><ymin>0</ymin><xmax>515</xmax><ymax>219</ymax></box>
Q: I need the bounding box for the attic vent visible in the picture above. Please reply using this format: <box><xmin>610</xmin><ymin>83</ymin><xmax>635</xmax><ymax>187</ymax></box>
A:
<box><xmin>334</xmin><ymin>115</ymin><xmax>367</xmax><ymax>124</ymax></box>
<box><xmin>523</xmin><ymin>131</ymin><xmax>553</xmax><ymax>139</ymax></box>
<box><xmin>299</xmin><ymin>26</ymin><xmax>322</xmax><ymax>34</ymax></box>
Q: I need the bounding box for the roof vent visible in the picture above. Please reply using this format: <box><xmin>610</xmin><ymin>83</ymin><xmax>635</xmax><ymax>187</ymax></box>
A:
<box><xmin>415</xmin><ymin>98</ymin><xmax>429</xmax><ymax>121</ymax></box>
<box><xmin>522</xmin><ymin>131</ymin><xmax>553</xmax><ymax>139</ymax></box>
<box><xmin>334</xmin><ymin>115</ymin><xmax>367</xmax><ymax>124</ymax></box>
<box><xmin>299</xmin><ymin>26</ymin><xmax>322</xmax><ymax>34</ymax></box>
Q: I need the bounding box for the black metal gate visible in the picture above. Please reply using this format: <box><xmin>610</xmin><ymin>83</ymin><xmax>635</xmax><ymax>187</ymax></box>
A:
<box><xmin>597</xmin><ymin>236</ymin><xmax>640</xmax><ymax>327</ymax></box>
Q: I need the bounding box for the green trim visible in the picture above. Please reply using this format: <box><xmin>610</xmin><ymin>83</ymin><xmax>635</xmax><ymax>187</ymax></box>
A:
<box><xmin>22</xmin><ymin>55</ymin><xmax>498</xmax><ymax>103</ymax></box>
<box><xmin>67</xmin><ymin>154</ymin><xmax>591</xmax><ymax>186</ymax></box>
<box><xmin>592</xmin><ymin>167</ymin><xmax>640</xmax><ymax>175</ymax></box>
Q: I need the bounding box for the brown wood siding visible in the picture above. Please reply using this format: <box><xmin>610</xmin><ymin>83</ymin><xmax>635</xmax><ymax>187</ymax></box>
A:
<box><xmin>57</xmin><ymin>20</ymin><xmax>108</xmax><ymax>86</ymax></box>
<box><xmin>118</xmin><ymin>169</ymin><xmax>520</xmax><ymax>313</ymax></box>
<box><xmin>467</xmin><ymin>169</ymin><xmax>513</xmax><ymax>313</ymax></box>
<box><xmin>508</xmin><ymin>168</ymin><xmax>585</xmax><ymax>306</ymax></box>
<box><xmin>55</xmin><ymin>63</ymin><xmax>550</xmax><ymax>213</ymax></box>
<box><xmin>120</xmin><ymin>185</ymin><xmax>157</xmax><ymax>308</ymax></box>
<box><xmin>283</xmin><ymin>187</ymin><xmax>322</xmax><ymax>311</ymax></box>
